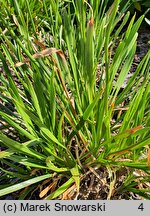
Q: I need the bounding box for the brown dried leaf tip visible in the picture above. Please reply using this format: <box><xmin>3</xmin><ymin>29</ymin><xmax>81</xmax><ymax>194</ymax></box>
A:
<box><xmin>126</xmin><ymin>125</ymin><xmax>143</xmax><ymax>134</ymax></box>
<box><xmin>88</xmin><ymin>17</ymin><xmax>94</xmax><ymax>27</ymax></box>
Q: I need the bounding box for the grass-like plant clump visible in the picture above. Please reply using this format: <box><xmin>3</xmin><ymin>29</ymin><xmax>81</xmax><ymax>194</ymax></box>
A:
<box><xmin>0</xmin><ymin>0</ymin><xmax>150</xmax><ymax>199</ymax></box>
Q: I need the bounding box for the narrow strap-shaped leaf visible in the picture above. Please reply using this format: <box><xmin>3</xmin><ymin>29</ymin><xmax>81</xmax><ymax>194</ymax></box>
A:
<box><xmin>46</xmin><ymin>156</ymin><xmax>68</xmax><ymax>172</ymax></box>
<box><xmin>70</xmin><ymin>164</ymin><xmax>80</xmax><ymax>192</ymax></box>
<box><xmin>0</xmin><ymin>111</ymin><xmax>35</xmax><ymax>140</ymax></box>
<box><xmin>14</xmin><ymin>103</ymin><xmax>66</xmax><ymax>149</ymax></box>
<box><xmin>0</xmin><ymin>174</ymin><xmax>52</xmax><ymax>197</ymax></box>
<box><xmin>0</xmin><ymin>133</ymin><xmax>45</xmax><ymax>160</ymax></box>
<box><xmin>45</xmin><ymin>177</ymin><xmax>74</xmax><ymax>200</ymax></box>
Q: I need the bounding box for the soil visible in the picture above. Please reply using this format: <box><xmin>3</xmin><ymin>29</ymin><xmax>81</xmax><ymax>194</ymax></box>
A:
<box><xmin>0</xmin><ymin>26</ymin><xmax>149</xmax><ymax>200</ymax></box>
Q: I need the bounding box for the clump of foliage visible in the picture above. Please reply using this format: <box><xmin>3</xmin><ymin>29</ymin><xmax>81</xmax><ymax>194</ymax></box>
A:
<box><xmin>0</xmin><ymin>0</ymin><xmax>150</xmax><ymax>199</ymax></box>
